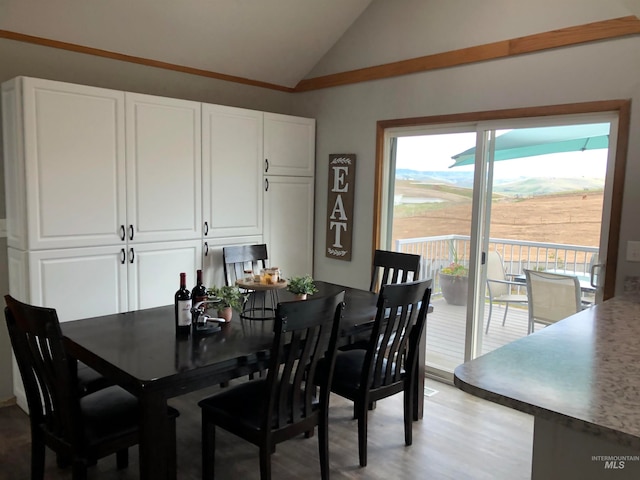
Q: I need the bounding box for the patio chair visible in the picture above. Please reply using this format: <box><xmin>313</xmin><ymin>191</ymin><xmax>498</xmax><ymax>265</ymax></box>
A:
<box><xmin>524</xmin><ymin>270</ymin><xmax>582</xmax><ymax>334</ymax></box>
<box><xmin>485</xmin><ymin>251</ymin><xmax>528</xmax><ymax>334</ymax></box>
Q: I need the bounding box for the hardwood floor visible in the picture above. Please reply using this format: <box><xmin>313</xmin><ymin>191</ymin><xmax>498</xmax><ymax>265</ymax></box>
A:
<box><xmin>0</xmin><ymin>379</ymin><xmax>533</xmax><ymax>479</ymax></box>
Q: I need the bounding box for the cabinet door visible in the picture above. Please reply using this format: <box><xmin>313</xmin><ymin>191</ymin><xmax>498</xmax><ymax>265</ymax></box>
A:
<box><xmin>27</xmin><ymin>246</ymin><xmax>128</xmax><ymax>321</ymax></box>
<box><xmin>202</xmin><ymin>105</ymin><xmax>263</xmax><ymax>238</ymax></box>
<box><xmin>264</xmin><ymin>113</ymin><xmax>315</xmax><ymax>177</ymax></box>
<box><xmin>127</xmin><ymin>240</ymin><xmax>202</xmax><ymax>311</ymax></box>
<box><xmin>16</xmin><ymin>77</ymin><xmax>126</xmax><ymax>250</ymax></box>
<box><xmin>202</xmin><ymin>235</ymin><xmax>263</xmax><ymax>289</ymax></box>
<box><xmin>263</xmin><ymin>176</ymin><xmax>314</xmax><ymax>278</ymax></box>
<box><xmin>125</xmin><ymin>93</ymin><xmax>202</xmax><ymax>243</ymax></box>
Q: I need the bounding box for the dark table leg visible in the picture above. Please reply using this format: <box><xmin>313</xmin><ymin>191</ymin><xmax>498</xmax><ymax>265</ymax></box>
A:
<box><xmin>139</xmin><ymin>392</ymin><xmax>173</xmax><ymax>480</ymax></box>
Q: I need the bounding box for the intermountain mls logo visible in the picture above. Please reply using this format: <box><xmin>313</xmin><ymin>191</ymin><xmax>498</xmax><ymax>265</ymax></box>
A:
<box><xmin>592</xmin><ymin>455</ymin><xmax>640</xmax><ymax>470</ymax></box>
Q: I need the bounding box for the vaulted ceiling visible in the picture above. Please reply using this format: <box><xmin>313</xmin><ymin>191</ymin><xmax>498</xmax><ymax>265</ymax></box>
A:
<box><xmin>0</xmin><ymin>0</ymin><xmax>374</xmax><ymax>89</ymax></box>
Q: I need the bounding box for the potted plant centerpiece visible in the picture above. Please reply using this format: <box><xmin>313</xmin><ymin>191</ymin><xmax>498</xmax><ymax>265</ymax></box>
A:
<box><xmin>286</xmin><ymin>275</ymin><xmax>318</xmax><ymax>300</ymax></box>
<box><xmin>207</xmin><ymin>285</ymin><xmax>247</xmax><ymax>321</ymax></box>
<box><xmin>439</xmin><ymin>251</ymin><xmax>469</xmax><ymax>306</ymax></box>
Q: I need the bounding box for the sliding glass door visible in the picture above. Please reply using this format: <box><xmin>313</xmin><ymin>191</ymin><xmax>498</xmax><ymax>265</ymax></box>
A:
<box><xmin>382</xmin><ymin>112</ymin><xmax>619</xmax><ymax>380</ymax></box>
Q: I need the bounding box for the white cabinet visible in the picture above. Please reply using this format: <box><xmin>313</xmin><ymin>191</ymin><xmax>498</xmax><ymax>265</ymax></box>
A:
<box><xmin>263</xmin><ymin>176</ymin><xmax>314</xmax><ymax>278</ymax></box>
<box><xmin>264</xmin><ymin>113</ymin><xmax>315</xmax><ymax>177</ymax></box>
<box><xmin>125</xmin><ymin>93</ymin><xmax>202</xmax><ymax>243</ymax></box>
<box><xmin>127</xmin><ymin>240</ymin><xmax>202</xmax><ymax>311</ymax></box>
<box><xmin>2</xmin><ymin>77</ymin><xmax>126</xmax><ymax>250</ymax></box>
<box><xmin>202</xmin><ymin>104</ymin><xmax>263</xmax><ymax>238</ymax></box>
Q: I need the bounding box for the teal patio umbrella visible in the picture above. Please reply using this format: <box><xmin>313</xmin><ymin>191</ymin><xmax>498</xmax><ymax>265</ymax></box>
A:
<box><xmin>450</xmin><ymin>123</ymin><xmax>610</xmax><ymax>167</ymax></box>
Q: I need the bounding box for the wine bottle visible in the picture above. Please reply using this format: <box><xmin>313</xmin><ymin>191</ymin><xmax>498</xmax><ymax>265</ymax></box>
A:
<box><xmin>191</xmin><ymin>269</ymin><xmax>207</xmax><ymax>325</ymax></box>
<box><xmin>174</xmin><ymin>272</ymin><xmax>192</xmax><ymax>335</ymax></box>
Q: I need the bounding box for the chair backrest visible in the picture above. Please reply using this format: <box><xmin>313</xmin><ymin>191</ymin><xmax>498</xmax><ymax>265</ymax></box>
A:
<box><xmin>4</xmin><ymin>295</ymin><xmax>83</xmax><ymax>447</ymax></box>
<box><xmin>486</xmin><ymin>251</ymin><xmax>509</xmax><ymax>296</ymax></box>
<box><xmin>363</xmin><ymin>280</ymin><xmax>432</xmax><ymax>390</ymax></box>
<box><xmin>369</xmin><ymin>249</ymin><xmax>421</xmax><ymax>293</ymax></box>
<box><xmin>264</xmin><ymin>291</ymin><xmax>345</xmax><ymax>432</ymax></box>
<box><xmin>223</xmin><ymin>244</ymin><xmax>269</xmax><ymax>286</ymax></box>
<box><xmin>524</xmin><ymin>270</ymin><xmax>582</xmax><ymax>326</ymax></box>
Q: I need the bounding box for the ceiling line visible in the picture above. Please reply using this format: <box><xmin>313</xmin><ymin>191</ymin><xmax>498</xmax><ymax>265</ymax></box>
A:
<box><xmin>1</xmin><ymin>16</ymin><xmax>639</xmax><ymax>94</ymax></box>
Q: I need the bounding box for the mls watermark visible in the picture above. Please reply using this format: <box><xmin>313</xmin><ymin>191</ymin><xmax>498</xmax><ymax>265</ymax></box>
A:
<box><xmin>592</xmin><ymin>455</ymin><xmax>640</xmax><ymax>470</ymax></box>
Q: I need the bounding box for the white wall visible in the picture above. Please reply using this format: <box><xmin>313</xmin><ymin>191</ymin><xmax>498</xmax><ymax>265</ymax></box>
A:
<box><xmin>293</xmin><ymin>0</ymin><xmax>640</xmax><ymax>291</ymax></box>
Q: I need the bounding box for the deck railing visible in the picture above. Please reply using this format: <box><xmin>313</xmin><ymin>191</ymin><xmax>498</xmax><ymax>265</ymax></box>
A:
<box><xmin>396</xmin><ymin>235</ymin><xmax>598</xmax><ymax>297</ymax></box>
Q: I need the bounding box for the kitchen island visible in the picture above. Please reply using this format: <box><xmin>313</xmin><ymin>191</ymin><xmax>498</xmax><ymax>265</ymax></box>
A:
<box><xmin>454</xmin><ymin>296</ymin><xmax>640</xmax><ymax>479</ymax></box>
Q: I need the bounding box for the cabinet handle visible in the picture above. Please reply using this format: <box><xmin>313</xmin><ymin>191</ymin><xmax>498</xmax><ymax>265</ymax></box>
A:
<box><xmin>204</xmin><ymin>242</ymin><xmax>209</xmax><ymax>256</ymax></box>
<box><xmin>265</xmin><ymin>158</ymin><xmax>269</xmax><ymax>172</ymax></box>
<box><xmin>129</xmin><ymin>225</ymin><xmax>134</xmax><ymax>241</ymax></box>
<box><xmin>204</xmin><ymin>221</ymin><xmax>209</xmax><ymax>236</ymax></box>
<box><xmin>129</xmin><ymin>247</ymin><xmax>134</xmax><ymax>264</ymax></box>
<box><xmin>120</xmin><ymin>248</ymin><xmax>126</xmax><ymax>264</ymax></box>
<box><xmin>120</xmin><ymin>225</ymin><xmax>125</xmax><ymax>241</ymax></box>
<box><xmin>265</xmin><ymin>178</ymin><xmax>269</xmax><ymax>191</ymax></box>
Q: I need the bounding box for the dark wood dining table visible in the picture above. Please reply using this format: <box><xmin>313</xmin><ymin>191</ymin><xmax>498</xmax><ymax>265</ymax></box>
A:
<box><xmin>61</xmin><ymin>281</ymin><xmax>427</xmax><ymax>480</ymax></box>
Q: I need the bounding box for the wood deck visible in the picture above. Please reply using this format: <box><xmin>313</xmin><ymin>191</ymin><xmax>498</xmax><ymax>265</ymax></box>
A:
<box><xmin>426</xmin><ymin>296</ymin><xmax>530</xmax><ymax>373</ymax></box>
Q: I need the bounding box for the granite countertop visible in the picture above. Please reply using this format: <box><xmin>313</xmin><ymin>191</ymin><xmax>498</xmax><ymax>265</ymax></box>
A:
<box><xmin>454</xmin><ymin>296</ymin><xmax>640</xmax><ymax>449</ymax></box>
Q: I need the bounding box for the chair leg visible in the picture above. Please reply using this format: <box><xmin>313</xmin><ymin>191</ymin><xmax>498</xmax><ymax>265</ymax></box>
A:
<box><xmin>356</xmin><ymin>402</ymin><xmax>368</xmax><ymax>467</ymax></box>
<box><xmin>501</xmin><ymin>303</ymin><xmax>510</xmax><ymax>326</ymax></box>
<box><xmin>318</xmin><ymin>410</ymin><xmax>330</xmax><ymax>480</ymax></box>
<box><xmin>31</xmin><ymin>432</ymin><xmax>46</xmax><ymax>480</ymax></box>
<box><xmin>485</xmin><ymin>301</ymin><xmax>494</xmax><ymax>334</ymax></box>
<box><xmin>116</xmin><ymin>449</ymin><xmax>128</xmax><ymax>469</ymax></box>
<box><xmin>403</xmin><ymin>385</ymin><xmax>414</xmax><ymax>446</ymax></box>
<box><xmin>202</xmin><ymin>417</ymin><xmax>216</xmax><ymax>480</ymax></box>
<box><xmin>259</xmin><ymin>445</ymin><xmax>272</xmax><ymax>480</ymax></box>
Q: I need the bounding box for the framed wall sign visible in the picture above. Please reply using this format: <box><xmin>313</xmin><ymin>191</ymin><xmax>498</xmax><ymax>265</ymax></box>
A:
<box><xmin>326</xmin><ymin>154</ymin><xmax>356</xmax><ymax>261</ymax></box>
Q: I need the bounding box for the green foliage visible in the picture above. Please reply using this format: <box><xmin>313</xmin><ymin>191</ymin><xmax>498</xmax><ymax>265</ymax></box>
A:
<box><xmin>440</xmin><ymin>262</ymin><xmax>469</xmax><ymax>277</ymax></box>
<box><xmin>207</xmin><ymin>285</ymin><xmax>246</xmax><ymax>311</ymax></box>
<box><xmin>286</xmin><ymin>275</ymin><xmax>318</xmax><ymax>295</ymax></box>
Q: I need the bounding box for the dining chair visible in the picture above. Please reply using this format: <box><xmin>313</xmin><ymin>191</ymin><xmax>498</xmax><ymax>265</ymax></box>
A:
<box><xmin>485</xmin><ymin>251</ymin><xmax>528</xmax><ymax>334</ymax></box>
<box><xmin>198</xmin><ymin>290</ymin><xmax>345</xmax><ymax>480</ymax></box>
<box><xmin>223</xmin><ymin>243</ymin><xmax>277</xmax><ymax>320</ymax></box>
<box><xmin>327</xmin><ymin>279</ymin><xmax>432</xmax><ymax>467</ymax></box>
<box><xmin>524</xmin><ymin>270</ymin><xmax>582</xmax><ymax>334</ymax></box>
<box><xmin>369</xmin><ymin>249</ymin><xmax>422</xmax><ymax>293</ymax></box>
<box><xmin>4</xmin><ymin>295</ymin><xmax>180</xmax><ymax>480</ymax></box>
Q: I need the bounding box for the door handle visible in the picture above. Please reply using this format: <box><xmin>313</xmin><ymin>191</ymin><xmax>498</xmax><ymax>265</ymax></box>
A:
<box><xmin>204</xmin><ymin>242</ymin><xmax>209</xmax><ymax>256</ymax></box>
<box><xmin>129</xmin><ymin>225</ymin><xmax>134</xmax><ymax>241</ymax></box>
<box><xmin>120</xmin><ymin>225</ymin><xmax>126</xmax><ymax>241</ymax></box>
<box><xmin>265</xmin><ymin>178</ymin><xmax>269</xmax><ymax>191</ymax></box>
<box><xmin>265</xmin><ymin>158</ymin><xmax>269</xmax><ymax>172</ymax></box>
<box><xmin>590</xmin><ymin>263</ymin><xmax>603</xmax><ymax>288</ymax></box>
<box><xmin>129</xmin><ymin>248</ymin><xmax>135</xmax><ymax>264</ymax></box>
<box><xmin>120</xmin><ymin>248</ymin><xmax>126</xmax><ymax>264</ymax></box>
<box><xmin>204</xmin><ymin>221</ymin><xmax>209</xmax><ymax>236</ymax></box>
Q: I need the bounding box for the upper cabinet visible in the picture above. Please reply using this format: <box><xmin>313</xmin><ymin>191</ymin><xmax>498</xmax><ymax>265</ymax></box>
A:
<box><xmin>264</xmin><ymin>113</ymin><xmax>315</xmax><ymax>177</ymax></box>
<box><xmin>125</xmin><ymin>93</ymin><xmax>202</xmax><ymax>243</ymax></box>
<box><xmin>202</xmin><ymin>104</ymin><xmax>263</xmax><ymax>238</ymax></box>
<box><xmin>2</xmin><ymin>77</ymin><xmax>127</xmax><ymax>250</ymax></box>
<box><xmin>2</xmin><ymin>78</ymin><xmax>203</xmax><ymax>250</ymax></box>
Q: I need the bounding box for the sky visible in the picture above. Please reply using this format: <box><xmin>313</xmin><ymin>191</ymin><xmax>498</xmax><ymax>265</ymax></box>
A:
<box><xmin>396</xmin><ymin>132</ymin><xmax>608</xmax><ymax>179</ymax></box>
